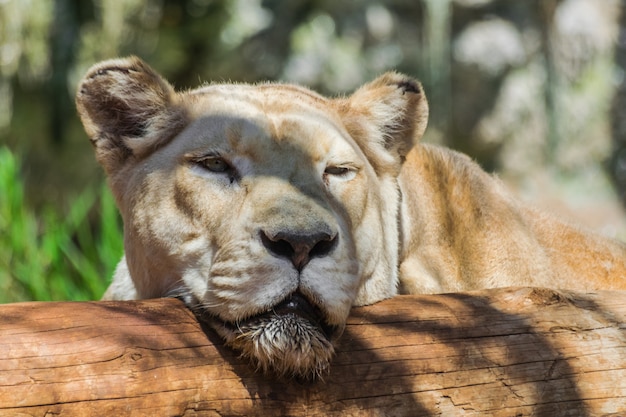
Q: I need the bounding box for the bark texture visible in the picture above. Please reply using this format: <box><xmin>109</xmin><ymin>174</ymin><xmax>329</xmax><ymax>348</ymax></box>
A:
<box><xmin>1</xmin><ymin>287</ymin><xmax>625</xmax><ymax>416</ymax></box>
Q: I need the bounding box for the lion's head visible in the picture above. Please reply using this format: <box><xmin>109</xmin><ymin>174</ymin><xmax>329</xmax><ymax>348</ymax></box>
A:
<box><xmin>76</xmin><ymin>57</ymin><xmax>428</xmax><ymax>378</ymax></box>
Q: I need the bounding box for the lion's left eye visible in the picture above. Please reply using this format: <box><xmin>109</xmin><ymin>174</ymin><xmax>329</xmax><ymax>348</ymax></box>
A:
<box><xmin>197</xmin><ymin>156</ymin><xmax>230</xmax><ymax>173</ymax></box>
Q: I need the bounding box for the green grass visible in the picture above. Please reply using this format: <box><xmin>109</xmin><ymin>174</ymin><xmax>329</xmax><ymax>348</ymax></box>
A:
<box><xmin>0</xmin><ymin>146</ymin><xmax>123</xmax><ymax>302</ymax></box>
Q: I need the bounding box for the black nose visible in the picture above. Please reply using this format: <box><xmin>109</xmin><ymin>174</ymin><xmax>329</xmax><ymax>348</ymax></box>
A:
<box><xmin>260</xmin><ymin>229</ymin><xmax>338</xmax><ymax>271</ymax></box>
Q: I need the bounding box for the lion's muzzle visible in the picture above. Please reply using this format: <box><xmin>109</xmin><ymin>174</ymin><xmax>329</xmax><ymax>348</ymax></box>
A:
<box><xmin>205</xmin><ymin>291</ymin><xmax>339</xmax><ymax>379</ymax></box>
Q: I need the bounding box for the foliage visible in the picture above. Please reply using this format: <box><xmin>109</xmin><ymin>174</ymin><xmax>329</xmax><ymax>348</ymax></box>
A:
<box><xmin>0</xmin><ymin>1</ymin><xmax>621</xmax><ymax>200</ymax></box>
<box><xmin>0</xmin><ymin>146</ymin><xmax>122</xmax><ymax>302</ymax></box>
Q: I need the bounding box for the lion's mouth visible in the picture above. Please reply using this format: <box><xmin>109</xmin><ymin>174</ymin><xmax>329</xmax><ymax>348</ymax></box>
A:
<box><xmin>197</xmin><ymin>291</ymin><xmax>340</xmax><ymax>378</ymax></box>
<box><xmin>214</xmin><ymin>292</ymin><xmax>338</xmax><ymax>342</ymax></box>
<box><xmin>259</xmin><ymin>292</ymin><xmax>338</xmax><ymax>340</ymax></box>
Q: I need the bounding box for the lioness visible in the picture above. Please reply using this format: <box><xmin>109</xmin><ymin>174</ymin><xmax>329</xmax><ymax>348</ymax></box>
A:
<box><xmin>76</xmin><ymin>57</ymin><xmax>626</xmax><ymax>378</ymax></box>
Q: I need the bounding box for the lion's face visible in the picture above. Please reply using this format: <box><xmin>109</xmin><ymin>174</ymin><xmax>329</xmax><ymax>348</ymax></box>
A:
<box><xmin>127</xmin><ymin>92</ymin><xmax>368</xmax><ymax>377</ymax></box>
<box><xmin>76</xmin><ymin>57</ymin><xmax>428</xmax><ymax>378</ymax></box>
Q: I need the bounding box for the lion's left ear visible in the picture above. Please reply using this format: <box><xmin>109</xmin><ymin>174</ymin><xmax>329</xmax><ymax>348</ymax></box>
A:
<box><xmin>334</xmin><ymin>72</ymin><xmax>428</xmax><ymax>173</ymax></box>
<box><xmin>75</xmin><ymin>57</ymin><xmax>185</xmax><ymax>175</ymax></box>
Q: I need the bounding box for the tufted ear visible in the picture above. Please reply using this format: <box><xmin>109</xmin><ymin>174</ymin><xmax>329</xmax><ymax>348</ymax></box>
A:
<box><xmin>75</xmin><ymin>56</ymin><xmax>186</xmax><ymax>174</ymax></box>
<box><xmin>334</xmin><ymin>72</ymin><xmax>429</xmax><ymax>174</ymax></box>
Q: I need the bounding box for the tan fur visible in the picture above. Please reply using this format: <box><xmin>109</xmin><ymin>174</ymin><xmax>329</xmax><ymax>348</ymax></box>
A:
<box><xmin>398</xmin><ymin>145</ymin><xmax>626</xmax><ymax>293</ymax></box>
<box><xmin>76</xmin><ymin>57</ymin><xmax>626</xmax><ymax>379</ymax></box>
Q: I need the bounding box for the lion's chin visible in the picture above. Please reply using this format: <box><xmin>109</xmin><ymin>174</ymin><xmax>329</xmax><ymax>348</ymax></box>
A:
<box><xmin>205</xmin><ymin>293</ymin><xmax>339</xmax><ymax>379</ymax></box>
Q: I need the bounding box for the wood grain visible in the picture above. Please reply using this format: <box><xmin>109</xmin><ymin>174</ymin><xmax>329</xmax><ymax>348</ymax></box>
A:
<box><xmin>1</xmin><ymin>287</ymin><xmax>625</xmax><ymax>416</ymax></box>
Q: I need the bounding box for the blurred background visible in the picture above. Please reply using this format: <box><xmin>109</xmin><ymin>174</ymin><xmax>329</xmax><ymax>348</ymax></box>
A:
<box><xmin>1</xmin><ymin>0</ymin><xmax>626</xmax><ymax>302</ymax></box>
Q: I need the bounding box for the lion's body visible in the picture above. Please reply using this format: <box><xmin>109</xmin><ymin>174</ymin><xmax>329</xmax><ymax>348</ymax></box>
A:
<box><xmin>76</xmin><ymin>57</ymin><xmax>626</xmax><ymax>378</ymax></box>
<box><xmin>398</xmin><ymin>144</ymin><xmax>626</xmax><ymax>294</ymax></box>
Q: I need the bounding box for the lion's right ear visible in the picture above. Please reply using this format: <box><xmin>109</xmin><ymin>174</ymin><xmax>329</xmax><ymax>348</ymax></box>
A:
<box><xmin>75</xmin><ymin>57</ymin><xmax>185</xmax><ymax>173</ymax></box>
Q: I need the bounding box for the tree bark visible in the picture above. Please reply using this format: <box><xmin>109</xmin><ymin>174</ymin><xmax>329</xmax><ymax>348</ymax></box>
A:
<box><xmin>1</xmin><ymin>287</ymin><xmax>625</xmax><ymax>416</ymax></box>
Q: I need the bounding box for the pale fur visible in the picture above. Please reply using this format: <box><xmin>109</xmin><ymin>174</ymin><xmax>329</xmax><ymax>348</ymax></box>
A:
<box><xmin>76</xmin><ymin>57</ymin><xmax>626</xmax><ymax>378</ymax></box>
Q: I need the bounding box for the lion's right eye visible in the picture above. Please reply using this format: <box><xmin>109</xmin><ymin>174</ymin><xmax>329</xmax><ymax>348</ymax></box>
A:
<box><xmin>197</xmin><ymin>156</ymin><xmax>230</xmax><ymax>173</ymax></box>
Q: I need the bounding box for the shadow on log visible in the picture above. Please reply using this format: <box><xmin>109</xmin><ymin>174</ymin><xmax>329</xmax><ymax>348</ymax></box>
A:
<box><xmin>1</xmin><ymin>287</ymin><xmax>625</xmax><ymax>416</ymax></box>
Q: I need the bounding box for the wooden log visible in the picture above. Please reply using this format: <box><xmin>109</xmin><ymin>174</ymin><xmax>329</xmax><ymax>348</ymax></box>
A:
<box><xmin>1</xmin><ymin>287</ymin><xmax>625</xmax><ymax>416</ymax></box>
